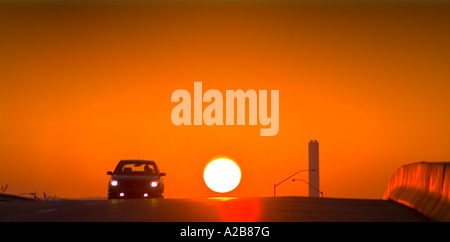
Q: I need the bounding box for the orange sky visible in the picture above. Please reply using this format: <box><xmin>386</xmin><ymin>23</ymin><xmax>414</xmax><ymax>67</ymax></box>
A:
<box><xmin>1</xmin><ymin>0</ymin><xmax>450</xmax><ymax>199</ymax></box>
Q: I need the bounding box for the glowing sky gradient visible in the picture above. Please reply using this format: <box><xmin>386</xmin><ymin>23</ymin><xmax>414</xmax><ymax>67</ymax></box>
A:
<box><xmin>1</xmin><ymin>1</ymin><xmax>449</xmax><ymax>199</ymax></box>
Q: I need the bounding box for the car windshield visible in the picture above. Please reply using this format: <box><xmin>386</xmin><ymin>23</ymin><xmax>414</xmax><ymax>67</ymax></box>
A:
<box><xmin>114</xmin><ymin>162</ymin><xmax>158</xmax><ymax>175</ymax></box>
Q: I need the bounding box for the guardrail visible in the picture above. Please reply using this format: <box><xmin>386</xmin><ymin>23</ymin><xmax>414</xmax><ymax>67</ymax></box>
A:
<box><xmin>383</xmin><ymin>161</ymin><xmax>450</xmax><ymax>222</ymax></box>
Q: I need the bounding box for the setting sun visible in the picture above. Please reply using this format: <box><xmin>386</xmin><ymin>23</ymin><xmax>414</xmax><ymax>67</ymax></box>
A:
<box><xmin>203</xmin><ymin>158</ymin><xmax>241</xmax><ymax>193</ymax></box>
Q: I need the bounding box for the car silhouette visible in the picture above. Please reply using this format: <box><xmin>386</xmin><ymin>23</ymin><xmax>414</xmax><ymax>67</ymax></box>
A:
<box><xmin>107</xmin><ymin>160</ymin><xmax>166</xmax><ymax>199</ymax></box>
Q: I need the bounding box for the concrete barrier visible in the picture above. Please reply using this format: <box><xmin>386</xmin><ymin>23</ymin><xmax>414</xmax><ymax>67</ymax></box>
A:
<box><xmin>383</xmin><ymin>162</ymin><xmax>450</xmax><ymax>222</ymax></box>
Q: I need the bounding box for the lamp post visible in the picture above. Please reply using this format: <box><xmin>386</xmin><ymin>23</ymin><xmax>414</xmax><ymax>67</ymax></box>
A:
<box><xmin>273</xmin><ymin>169</ymin><xmax>315</xmax><ymax>197</ymax></box>
<box><xmin>292</xmin><ymin>179</ymin><xmax>323</xmax><ymax>198</ymax></box>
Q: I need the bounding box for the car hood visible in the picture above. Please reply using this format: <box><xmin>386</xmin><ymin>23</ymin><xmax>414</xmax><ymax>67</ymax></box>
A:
<box><xmin>111</xmin><ymin>174</ymin><xmax>160</xmax><ymax>181</ymax></box>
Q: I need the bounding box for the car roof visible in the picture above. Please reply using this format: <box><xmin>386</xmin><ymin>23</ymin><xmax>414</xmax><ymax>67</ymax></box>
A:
<box><xmin>119</xmin><ymin>159</ymin><xmax>156</xmax><ymax>164</ymax></box>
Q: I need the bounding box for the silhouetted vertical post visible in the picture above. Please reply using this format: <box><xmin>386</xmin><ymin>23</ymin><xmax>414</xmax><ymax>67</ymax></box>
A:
<box><xmin>308</xmin><ymin>140</ymin><xmax>320</xmax><ymax>198</ymax></box>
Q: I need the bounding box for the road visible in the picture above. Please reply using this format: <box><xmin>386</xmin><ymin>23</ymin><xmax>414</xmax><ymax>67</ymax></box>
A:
<box><xmin>0</xmin><ymin>196</ymin><xmax>428</xmax><ymax>222</ymax></box>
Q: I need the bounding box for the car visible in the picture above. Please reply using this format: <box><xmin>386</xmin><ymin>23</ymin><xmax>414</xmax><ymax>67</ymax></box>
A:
<box><xmin>107</xmin><ymin>160</ymin><xmax>166</xmax><ymax>199</ymax></box>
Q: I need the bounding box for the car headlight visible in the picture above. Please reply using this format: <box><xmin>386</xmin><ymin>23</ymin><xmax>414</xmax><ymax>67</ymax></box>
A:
<box><xmin>110</xmin><ymin>179</ymin><xmax>118</xmax><ymax>187</ymax></box>
<box><xmin>150</xmin><ymin>181</ymin><xmax>159</xmax><ymax>188</ymax></box>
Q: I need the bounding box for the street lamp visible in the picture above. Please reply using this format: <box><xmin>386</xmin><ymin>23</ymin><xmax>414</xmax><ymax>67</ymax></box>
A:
<box><xmin>292</xmin><ymin>179</ymin><xmax>323</xmax><ymax>198</ymax></box>
<box><xmin>273</xmin><ymin>169</ymin><xmax>315</xmax><ymax>197</ymax></box>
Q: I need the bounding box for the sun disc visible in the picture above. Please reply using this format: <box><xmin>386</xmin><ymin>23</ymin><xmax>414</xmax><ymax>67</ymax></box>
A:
<box><xmin>203</xmin><ymin>158</ymin><xmax>241</xmax><ymax>193</ymax></box>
